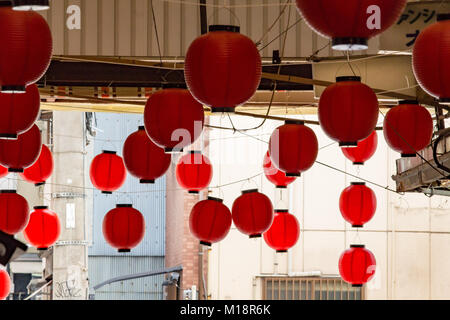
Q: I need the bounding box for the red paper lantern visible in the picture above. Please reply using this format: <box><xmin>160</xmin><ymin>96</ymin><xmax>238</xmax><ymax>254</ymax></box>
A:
<box><xmin>0</xmin><ymin>84</ymin><xmax>40</xmax><ymax>139</ymax></box>
<box><xmin>123</xmin><ymin>127</ymin><xmax>171</xmax><ymax>184</ymax></box>
<box><xmin>0</xmin><ymin>7</ymin><xmax>52</xmax><ymax>92</ymax></box>
<box><xmin>90</xmin><ymin>151</ymin><xmax>127</xmax><ymax>194</ymax></box>
<box><xmin>176</xmin><ymin>151</ymin><xmax>213</xmax><ymax>194</ymax></box>
<box><xmin>185</xmin><ymin>25</ymin><xmax>262</xmax><ymax>113</ymax></box>
<box><xmin>263</xmin><ymin>151</ymin><xmax>296</xmax><ymax>188</ymax></box>
<box><xmin>0</xmin><ymin>269</ymin><xmax>10</xmax><ymax>300</ymax></box>
<box><xmin>269</xmin><ymin>120</ymin><xmax>318</xmax><ymax>177</ymax></box>
<box><xmin>189</xmin><ymin>197</ymin><xmax>232</xmax><ymax>246</ymax></box>
<box><xmin>383</xmin><ymin>100</ymin><xmax>433</xmax><ymax>157</ymax></box>
<box><xmin>24</xmin><ymin>206</ymin><xmax>60</xmax><ymax>250</ymax></box>
<box><xmin>319</xmin><ymin>77</ymin><xmax>379</xmax><ymax>146</ymax></box>
<box><xmin>413</xmin><ymin>14</ymin><xmax>450</xmax><ymax>105</ymax></box>
<box><xmin>341</xmin><ymin>131</ymin><xmax>378</xmax><ymax>165</ymax></box>
<box><xmin>339</xmin><ymin>182</ymin><xmax>377</xmax><ymax>228</ymax></box>
<box><xmin>0</xmin><ymin>190</ymin><xmax>29</xmax><ymax>235</ymax></box>
<box><xmin>0</xmin><ymin>165</ymin><xmax>7</xmax><ymax>179</ymax></box>
<box><xmin>295</xmin><ymin>0</ymin><xmax>407</xmax><ymax>50</ymax></box>
<box><xmin>0</xmin><ymin>124</ymin><xmax>42</xmax><ymax>172</ymax></box>
<box><xmin>102</xmin><ymin>204</ymin><xmax>145</xmax><ymax>253</ymax></box>
<box><xmin>144</xmin><ymin>88</ymin><xmax>205</xmax><ymax>153</ymax></box>
<box><xmin>339</xmin><ymin>245</ymin><xmax>376</xmax><ymax>287</ymax></box>
<box><xmin>20</xmin><ymin>144</ymin><xmax>53</xmax><ymax>186</ymax></box>
<box><xmin>232</xmin><ymin>189</ymin><xmax>274</xmax><ymax>238</ymax></box>
<box><xmin>263</xmin><ymin>209</ymin><xmax>300</xmax><ymax>253</ymax></box>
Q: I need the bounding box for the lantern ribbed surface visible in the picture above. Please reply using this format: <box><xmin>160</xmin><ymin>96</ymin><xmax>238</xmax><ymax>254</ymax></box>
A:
<box><xmin>339</xmin><ymin>245</ymin><xmax>376</xmax><ymax>287</ymax></box>
<box><xmin>339</xmin><ymin>182</ymin><xmax>377</xmax><ymax>228</ymax></box>
<box><xmin>20</xmin><ymin>144</ymin><xmax>53</xmax><ymax>186</ymax></box>
<box><xmin>0</xmin><ymin>190</ymin><xmax>29</xmax><ymax>235</ymax></box>
<box><xmin>90</xmin><ymin>151</ymin><xmax>127</xmax><ymax>194</ymax></box>
<box><xmin>341</xmin><ymin>131</ymin><xmax>378</xmax><ymax>165</ymax></box>
<box><xmin>24</xmin><ymin>206</ymin><xmax>61</xmax><ymax>250</ymax></box>
<box><xmin>176</xmin><ymin>151</ymin><xmax>213</xmax><ymax>194</ymax></box>
<box><xmin>263</xmin><ymin>151</ymin><xmax>296</xmax><ymax>188</ymax></box>
<box><xmin>263</xmin><ymin>210</ymin><xmax>300</xmax><ymax>253</ymax></box>
<box><xmin>0</xmin><ymin>269</ymin><xmax>11</xmax><ymax>300</ymax></box>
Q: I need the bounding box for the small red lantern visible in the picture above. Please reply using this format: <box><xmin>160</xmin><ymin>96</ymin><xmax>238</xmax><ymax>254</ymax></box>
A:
<box><xmin>263</xmin><ymin>209</ymin><xmax>300</xmax><ymax>253</ymax></box>
<box><xmin>123</xmin><ymin>127</ymin><xmax>171</xmax><ymax>184</ymax></box>
<box><xmin>232</xmin><ymin>189</ymin><xmax>274</xmax><ymax>238</ymax></box>
<box><xmin>383</xmin><ymin>100</ymin><xmax>433</xmax><ymax>157</ymax></box>
<box><xmin>341</xmin><ymin>131</ymin><xmax>378</xmax><ymax>165</ymax></box>
<box><xmin>413</xmin><ymin>14</ymin><xmax>450</xmax><ymax>105</ymax></box>
<box><xmin>0</xmin><ymin>269</ymin><xmax>10</xmax><ymax>300</ymax></box>
<box><xmin>102</xmin><ymin>204</ymin><xmax>145</xmax><ymax>253</ymax></box>
<box><xmin>269</xmin><ymin>120</ymin><xmax>318</xmax><ymax>177</ymax></box>
<box><xmin>185</xmin><ymin>25</ymin><xmax>262</xmax><ymax>113</ymax></box>
<box><xmin>0</xmin><ymin>7</ymin><xmax>52</xmax><ymax>92</ymax></box>
<box><xmin>144</xmin><ymin>88</ymin><xmax>205</xmax><ymax>153</ymax></box>
<box><xmin>339</xmin><ymin>245</ymin><xmax>376</xmax><ymax>287</ymax></box>
<box><xmin>189</xmin><ymin>197</ymin><xmax>232</xmax><ymax>246</ymax></box>
<box><xmin>263</xmin><ymin>151</ymin><xmax>296</xmax><ymax>188</ymax></box>
<box><xmin>0</xmin><ymin>84</ymin><xmax>40</xmax><ymax>139</ymax></box>
<box><xmin>0</xmin><ymin>124</ymin><xmax>42</xmax><ymax>172</ymax></box>
<box><xmin>319</xmin><ymin>77</ymin><xmax>379</xmax><ymax>146</ymax></box>
<box><xmin>20</xmin><ymin>144</ymin><xmax>53</xmax><ymax>186</ymax></box>
<box><xmin>295</xmin><ymin>0</ymin><xmax>407</xmax><ymax>50</ymax></box>
<box><xmin>339</xmin><ymin>182</ymin><xmax>377</xmax><ymax>228</ymax></box>
<box><xmin>0</xmin><ymin>190</ymin><xmax>29</xmax><ymax>235</ymax></box>
<box><xmin>24</xmin><ymin>206</ymin><xmax>61</xmax><ymax>250</ymax></box>
<box><xmin>90</xmin><ymin>151</ymin><xmax>127</xmax><ymax>194</ymax></box>
<box><xmin>0</xmin><ymin>165</ymin><xmax>7</xmax><ymax>179</ymax></box>
<box><xmin>176</xmin><ymin>151</ymin><xmax>213</xmax><ymax>194</ymax></box>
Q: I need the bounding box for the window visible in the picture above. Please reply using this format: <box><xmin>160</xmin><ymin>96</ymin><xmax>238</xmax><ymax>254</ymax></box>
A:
<box><xmin>261</xmin><ymin>277</ymin><xmax>364</xmax><ymax>300</ymax></box>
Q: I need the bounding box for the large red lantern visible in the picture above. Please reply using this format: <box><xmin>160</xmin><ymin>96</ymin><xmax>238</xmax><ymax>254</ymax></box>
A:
<box><xmin>339</xmin><ymin>182</ymin><xmax>377</xmax><ymax>228</ymax></box>
<box><xmin>319</xmin><ymin>77</ymin><xmax>379</xmax><ymax>146</ymax></box>
<box><xmin>0</xmin><ymin>7</ymin><xmax>52</xmax><ymax>92</ymax></box>
<box><xmin>0</xmin><ymin>269</ymin><xmax>10</xmax><ymax>300</ymax></box>
<box><xmin>20</xmin><ymin>144</ymin><xmax>53</xmax><ymax>186</ymax></box>
<box><xmin>263</xmin><ymin>209</ymin><xmax>300</xmax><ymax>253</ymax></box>
<box><xmin>295</xmin><ymin>0</ymin><xmax>407</xmax><ymax>51</ymax></box>
<box><xmin>269</xmin><ymin>120</ymin><xmax>318</xmax><ymax>177</ymax></box>
<box><xmin>341</xmin><ymin>131</ymin><xmax>378</xmax><ymax>165</ymax></box>
<box><xmin>413</xmin><ymin>14</ymin><xmax>450</xmax><ymax>105</ymax></box>
<box><xmin>102</xmin><ymin>204</ymin><xmax>145</xmax><ymax>253</ymax></box>
<box><xmin>0</xmin><ymin>84</ymin><xmax>40</xmax><ymax>139</ymax></box>
<box><xmin>24</xmin><ymin>206</ymin><xmax>61</xmax><ymax>250</ymax></box>
<box><xmin>0</xmin><ymin>190</ymin><xmax>29</xmax><ymax>235</ymax></box>
<box><xmin>176</xmin><ymin>151</ymin><xmax>213</xmax><ymax>194</ymax></box>
<box><xmin>144</xmin><ymin>88</ymin><xmax>204</xmax><ymax>153</ymax></box>
<box><xmin>263</xmin><ymin>151</ymin><xmax>296</xmax><ymax>188</ymax></box>
<box><xmin>185</xmin><ymin>25</ymin><xmax>262</xmax><ymax>113</ymax></box>
<box><xmin>383</xmin><ymin>100</ymin><xmax>433</xmax><ymax>157</ymax></box>
<box><xmin>339</xmin><ymin>245</ymin><xmax>376</xmax><ymax>287</ymax></box>
<box><xmin>232</xmin><ymin>189</ymin><xmax>274</xmax><ymax>238</ymax></box>
<box><xmin>90</xmin><ymin>151</ymin><xmax>127</xmax><ymax>193</ymax></box>
<box><xmin>123</xmin><ymin>127</ymin><xmax>171</xmax><ymax>183</ymax></box>
<box><xmin>189</xmin><ymin>197</ymin><xmax>232</xmax><ymax>246</ymax></box>
<box><xmin>0</xmin><ymin>124</ymin><xmax>42</xmax><ymax>172</ymax></box>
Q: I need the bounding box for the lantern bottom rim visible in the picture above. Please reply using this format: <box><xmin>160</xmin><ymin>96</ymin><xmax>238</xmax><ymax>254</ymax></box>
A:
<box><xmin>1</xmin><ymin>85</ymin><xmax>26</xmax><ymax>94</ymax></box>
<box><xmin>101</xmin><ymin>191</ymin><xmax>113</xmax><ymax>194</ymax></box>
<box><xmin>140</xmin><ymin>179</ymin><xmax>155</xmax><ymax>184</ymax></box>
<box><xmin>439</xmin><ymin>98</ymin><xmax>450</xmax><ymax>105</ymax></box>
<box><xmin>37</xmin><ymin>247</ymin><xmax>48</xmax><ymax>251</ymax></box>
<box><xmin>118</xmin><ymin>249</ymin><xmax>131</xmax><ymax>253</ymax></box>
<box><xmin>285</xmin><ymin>173</ymin><xmax>301</xmax><ymax>177</ymax></box>
<box><xmin>164</xmin><ymin>147</ymin><xmax>183</xmax><ymax>154</ymax></box>
<box><xmin>249</xmin><ymin>234</ymin><xmax>262</xmax><ymax>239</ymax></box>
<box><xmin>332</xmin><ymin>37</ymin><xmax>368</xmax><ymax>51</ymax></box>
<box><xmin>8</xmin><ymin>168</ymin><xmax>24</xmax><ymax>173</ymax></box>
<box><xmin>35</xmin><ymin>182</ymin><xmax>46</xmax><ymax>187</ymax></box>
<box><xmin>188</xmin><ymin>190</ymin><xmax>200</xmax><ymax>194</ymax></box>
<box><xmin>276</xmin><ymin>250</ymin><xmax>288</xmax><ymax>253</ymax></box>
<box><xmin>276</xmin><ymin>185</ymin><xmax>288</xmax><ymax>189</ymax></box>
<box><xmin>353</xmin><ymin>162</ymin><xmax>364</xmax><ymax>165</ymax></box>
<box><xmin>352</xmin><ymin>225</ymin><xmax>363</xmax><ymax>228</ymax></box>
<box><xmin>200</xmin><ymin>241</ymin><xmax>212</xmax><ymax>247</ymax></box>
<box><xmin>352</xmin><ymin>284</ymin><xmax>363</xmax><ymax>288</ymax></box>
<box><xmin>210</xmin><ymin>107</ymin><xmax>235</xmax><ymax>113</ymax></box>
<box><xmin>0</xmin><ymin>133</ymin><xmax>17</xmax><ymax>139</ymax></box>
<box><xmin>339</xmin><ymin>142</ymin><xmax>358</xmax><ymax>147</ymax></box>
<box><xmin>401</xmin><ymin>153</ymin><xmax>417</xmax><ymax>158</ymax></box>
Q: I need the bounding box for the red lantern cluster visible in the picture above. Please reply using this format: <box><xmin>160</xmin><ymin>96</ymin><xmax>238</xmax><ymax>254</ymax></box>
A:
<box><xmin>263</xmin><ymin>151</ymin><xmax>296</xmax><ymax>188</ymax></box>
<box><xmin>144</xmin><ymin>88</ymin><xmax>204</xmax><ymax>153</ymax></box>
<box><xmin>123</xmin><ymin>127</ymin><xmax>171</xmax><ymax>184</ymax></box>
<box><xmin>189</xmin><ymin>197</ymin><xmax>232</xmax><ymax>246</ymax></box>
<box><xmin>0</xmin><ymin>7</ymin><xmax>52</xmax><ymax>92</ymax></box>
<box><xmin>339</xmin><ymin>182</ymin><xmax>377</xmax><ymax>228</ymax></box>
<box><xmin>232</xmin><ymin>189</ymin><xmax>274</xmax><ymax>238</ymax></box>
<box><xmin>102</xmin><ymin>204</ymin><xmax>145</xmax><ymax>253</ymax></box>
<box><xmin>0</xmin><ymin>84</ymin><xmax>40</xmax><ymax>139</ymax></box>
<box><xmin>341</xmin><ymin>131</ymin><xmax>378</xmax><ymax>165</ymax></box>
<box><xmin>176</xmin><ymin>151</ymin><xmax>213</xmax><ymax>194</ymax></box>
<box><xmin>295</xmin><ymin>0</ymin><xmax>407</xmax><ymax>51</ymax></box>
<box><xmin>339</xmin><ymin>245</ymin><xmax>376</xmax><ymax>287</ymax></box>
<box><xmin>269</xmin><ymin>120</ymin><xmax>318</xmax><ymax>177</ymax></box>
<box><xmin>24</xmin><ymin>206</ymin><xmax>61</xmax><ymax>250</ymax></box>
<box><xmin>185</xmin><ymin>25</ymin><xmax>262</xmax><ymax>113</ymax></box>
<box><xmin>263</xmin><ymin>210</ymin><xmax>300</xmax><ymax>253</ymax></box>
<box><xmin>319</xmin><ymin>77</ymin><xmax>379</xmax><ymax>146</ymax></box>
<box><xmin>0</xmin><ymin>124</ymin><xmax>42</xmax><ymax>173</ymax></box>
<box><xmin>0</xmin><ymin>190</ymin><xmax>29</xmax><ymax>235</ymax></box>
<box><xmin>413</xmin><ymin>14</ymin><xmax>450</xmax><ymax>105</ymax></box>
<box><xmin>90</xmin><ymin>151</ymin><xmax>127</xmax><ymax>193</ymax></box>
<box><xmin>0</xmin><ymin>269</ymin><xmax>10</xmax><ymax>301</ymax></box>
<box><xmin>20</xmin><ymin>144</ymin><xmax>53</xmax><ymax>186</ymax></box>
<box><xmin>383</xmin><ymin>100</ymin><xmax>433</xmax><ymax>157</ymax></box>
